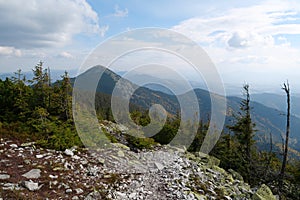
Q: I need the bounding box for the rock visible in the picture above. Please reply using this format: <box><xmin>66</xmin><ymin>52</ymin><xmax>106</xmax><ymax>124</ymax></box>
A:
<box><xmin>129</xmin><ymin>192</ymin><xmax>137</xmax><ymax>198</ymax></box>
<box><xmin>0</xmin><ymin>174</ymin><xmax>10</xmax><ymax>180</ymax></box>
<box><xmin>193</xmin><ymin>192</ymin><xmax>207</xmax><ymax>200</ymax></box>
<box><xmin>22</xmin><ymin>180</ymin><xmax>42</xmax><ymax>191</ymax></box>
<box><xmin>117</xmin><ymin>150</ymin><xmax>125</xmax><ymax>157</ymax></box>
<box><xmin>115</xmin><ymin>191</ymin><xmax>126</xmax><ymax>198</ymax></box>
<box><xmin>112</xmin><ymin>143</ymin><xmax>130</xmax><ymax>151</ymax></box>
<box><xmin>87</xmin><ymin>166</ymin><xmax>99</xmax><ymax>176</ymax></box>
<box><xmin>9</xmin><ymin>144</ymin><xmax>18</xmax><ymax>148</ymax></box>
<box><xmin>97</xmin><ymin>157</ymin><xmax>105</xmax><ymax>164</ymax></box>
<box><xmin>66</xmin><ymin>188</ymin><xmax>73</xmax><ymax>193</ymax></box>
<box><xmin>154</xmin><ymin>162</ymin><xmax>165</xmax><ymax>171</ymax></box>
<box><xmin>252</xmin><ymin>184</ymin><xmax>276</xmax><ymax>200</ymax></box>
<box><xmin>23</xmin><ymin>159</ymin><xmax>31</xmax><ymax>165</ymax></box>
<box><xmin>64</xmin><ymin>149</ymin><xmax>74</xmax><ymax>156</ymax></box>
<box><xmin>75</xmin><ymin>188</ymin><xmax>84</xmax><ymax>194</ymax></box>
<box><xmin>84</xmin><ymin>191</ymin><xmax>101</xmax><ymax>200</ymax></box>
<box><xmin>2</xmin><ymin>183</ymin><xmax>20</xmax><ymax>190</ymax></box>
<box><xmin>20</xmin><ymin>142</ymin><xmax>36</xmax><ymax>147</ymax></box>
<box><xmin>22</xmin><ymin>169</ymin><xmax>41</xmax><ymax>179</ymax></box>
<box><xmin>49</xmin><ymin>174</ymin><xmax>58</xmax><ymax>179</ymax></box>
<box><xmin>197</xmin><ymin>152</ymin><xmax>209</xmax><ymax>159</ymax></box>
<box><xmin>72</xmin><ymin>155</ymin><xmax>80</xmax><ymax>160</ymax></box>
<box><xmin>36</xmin><ymin>154</ymin><xmax>44</xmax><ymax>158</ymax></box>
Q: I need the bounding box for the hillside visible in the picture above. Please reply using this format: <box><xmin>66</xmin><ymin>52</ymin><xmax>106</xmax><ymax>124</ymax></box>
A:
<box><xmin>74</xmin><ymin>66</ymin><xmax>300</xmax><ymax>153</ymax></box>
<box><xmin>0</xmin><ymin>122</ymin><xmax>276</xmax><ymax>200</ymax></box>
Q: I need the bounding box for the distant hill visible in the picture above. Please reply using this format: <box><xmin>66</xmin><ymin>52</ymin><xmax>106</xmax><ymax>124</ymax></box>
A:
<box><xmin>73</xmin><ymin>66</ymin><xmax>300</xmax><ymax>153</ymax></box>
<box><xmin>252</xmin><ymin>93</ymin><xmax>300</xmax><ymax>118</ymax></box>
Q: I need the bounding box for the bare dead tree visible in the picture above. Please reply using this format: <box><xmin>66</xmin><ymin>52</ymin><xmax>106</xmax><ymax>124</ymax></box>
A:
<box><xmin>279</xmin><ymin>81</ymin><xmax>290</xmax><ymax>190</ymax></box>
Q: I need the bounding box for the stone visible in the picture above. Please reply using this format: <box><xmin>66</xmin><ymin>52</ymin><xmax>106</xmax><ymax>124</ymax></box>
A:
<box><xmin>129</xmin><ymin>192</ymin><xmax>137</xmax><ymax>198</ymax></box>
<box><xmin>117</xmin><ymin>150</ymin><xmax>125</xmax><ymax>157</ymax></box>
<box><xmin>24</xmin><ymin>159</ymin><xmax>31</xmax><ymax>165</ymax></box>
<box><xmin>154</xmin><ymin>162</ymin><xmax>165</xmax><ymax>171</ymax></box>
<box><xmin>49</xmin><ymin>174</ymin><xmax>58</xmax><ymax>179</ymax></box>
<box><xmin>22</xmin><ymin>169</ymin><xmax>41</xmax><ymax>179</ymax></box>
<box><xmin>66</xmin><ymin>189</ymin><xmax>73</xmax><ymax>193</ymax></box>
<box><xmin>64</xmin><ymin>149</ymin><xmax>74</xmax><ymax>156</ymax></box>
<box><xmin>0</xmin><ymin>174</ymin><xmax>10</xmax><ymax>180</ymax></box>
<box><xmin>9</xmin><ymin>144</ymin><xmax>18</xmax><ymax>148</ymax></box>
<box><xmin>2</xmin><ymin>183</ymin><xmax>20</xmax><ymax>190</ymax></box>
<box><xmin>252</xmin><ymin>184</ymin><xmax>276</xmax><ymax>200</ymax></box>
<box><xmin>97</xmin><ymin>157</ymin><xmax>105</xmax><ymax>164</ymax></box>
<box><xmin>112</xmin><ymin>143</ymin><xmax>130</xmax><ymax>151</ymax></box>
<box><xmin>36</xmin><ymin>154</ymin><xmax>44</xmax><ymax>159</ymax></box>
<box><xmin>21</xmin><ymin>142</ymin><xmax>36</xmax><ymax>147</ymax></box>
<box><xmin>22</xmin><ymin>180</ymin><xmax>41</xmax><ymax>191</ymax></box>
<box><xmin>193</xmin><ymin>192</ymin><xmax>207</xmax><ymax>200</ymax></box>
<box><xmin>115</xmin><ymin>191</ymin><xmax>126</xmax><ymax>198</ymax></box>
<box><xmin>72</xmin><ymin>155</ymin><xmax>80</xmax><ymax>160</ymax></box>
<box><xmin>75</xmin><ymin>188</ymin><xmax>84</xmax><ymax>194</ymax></box>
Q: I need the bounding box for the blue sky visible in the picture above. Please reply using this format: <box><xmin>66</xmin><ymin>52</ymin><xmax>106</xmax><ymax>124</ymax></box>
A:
<box><xmin>0</xmin><ymin>0</ymin><xmax>300</xmax><ymax>94</ymax></box>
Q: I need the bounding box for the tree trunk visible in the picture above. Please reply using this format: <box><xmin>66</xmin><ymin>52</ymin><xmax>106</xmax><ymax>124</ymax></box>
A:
<box><xmin>279</xmin><ymin>82</ymin><xmax>290</xmax><ymax>190</ymax></box>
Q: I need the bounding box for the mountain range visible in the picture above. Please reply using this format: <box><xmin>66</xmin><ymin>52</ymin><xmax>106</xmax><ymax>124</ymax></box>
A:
<box><xmin>73</xmin><ymin>66</ymin><xmax>300</xmax><ymax>155</ymax></box>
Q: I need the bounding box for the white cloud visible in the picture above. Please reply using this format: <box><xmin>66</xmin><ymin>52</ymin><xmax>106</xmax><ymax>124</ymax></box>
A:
<box><xmin>172</xmin><ymin>0</ymin><xmax>300</xmax><ymax>48</ymax></box>
<box><xmin>58</xmin><ymin>51</ymin><xmax>74</xmax><ymax>59</ymax></box>
<box><xmin>99</xmin><ymin>25</ymin><xmax>109</xmax><ymax>37</ymax></box>
<box><xmin>0</xmin><ymin>46</ymin><xmax>22</xmax><ymax>57</ymax></box>
<box><xmin>0</xmin><ymin>0</ymin><xmax>101</xmax><ymax>48</ymax></box>
<box><xmin>227</xmin><ymin>31</ymin><xmax>274</xmax><ymax>48</ymax></box>
<box><xmin>113</xmin><ymin>4</ymin><xmax>128</xmax><ymax>17</ymax></box>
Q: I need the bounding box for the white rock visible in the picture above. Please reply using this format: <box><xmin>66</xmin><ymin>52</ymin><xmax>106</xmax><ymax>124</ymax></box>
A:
<box><xmin>0</xmin><ymin>174</ymin><xmax>10</xmax><ymax>180</ymax></box>
<box><xmin>49</xmin><ymin>174</ymin><xmax>58</xmax><ymax>179</ymax></box>
<box><xmin>64</xmin><ymin>149</ymin><xmax>74</xmax><ymax>156</ymax></box>
<box><xmin>75</xmin><ymin>188</ymin><xmax>84</xmax><ymax>194</ymax></box>
<box><xmin>129</xmin><ymin>192</ymin><xmax>137</xmax><ymax>198</ymax></box>
<box><xmin>115</xmin><ymin>191</ymin><xmax>126</xmax><ymax>198</ymax></box>
<box><xmin>72</xmin><ymin>155</ymin><xmax>80</xmax><ymax>160</ymax></box>
<box><xmin>22</xmin><ymin>169</ymin><xmax>41</xmax><ymax>179</ymax></box>
<box><xmin>36</xmin><ymin>154</ymin><xmax>44</xmax><ymax>159</ymax></box>
<box><xmin>23</xmin><ymin>181</ymin><xmax>41</xmax><ymax>191</ymax></box>
<box><xmin>117</xmin><ymin>150</ymin><xmax>125</xmax><ymax>157</ymax></box>
<box><xmin>66</xmin><ymin>188</ymin><xmax>73</xmax><ymax>193</ymax></box>
<box><xmin>154</xmin><ymin>162</ymin><xmax>165</xmax><ymax>170</ymax></box>
<box><xmin>9</xmin><ymin>144</ymin><xmax>18</xmax><ymax>148</ymax></box>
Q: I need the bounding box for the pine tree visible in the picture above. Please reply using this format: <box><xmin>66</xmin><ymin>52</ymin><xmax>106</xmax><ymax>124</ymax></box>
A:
<box><xmin>59</xmin><ymin>71</ymin><xmax>72</xmax><ymax>120</ymax></box>
<box><xmin>228</xmin><ymin>84</ymin><xmax>256</xmax><ymax>183</ymax></box>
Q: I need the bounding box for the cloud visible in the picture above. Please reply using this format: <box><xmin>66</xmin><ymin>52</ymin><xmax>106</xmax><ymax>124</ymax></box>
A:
<box><xmin>0</xmin><ymin>46</ymin><xmax>22</xmax><ymax>57</ymax></box>
<box><xmin>58</xmin><ymin>51</ymin><xmax>74</xmax><ymax>59</ymax></box>
<box><xmin>172</xmin><ymin>0</ymin><xmax>300</xmax><ymax>48</ymax></box>
<box><xmin>227</xmin><ymin>31</ymin><xmax>274</xmax><ymax>48</ymax></box>
<box><xmin>0</xmin><ymin>0</ymin><xmax>100</xmax><ymax>49</ymax></box>
<box><xmin>99</xmin><ymin>25</ymin><xmax>109</xmax><ymax>37</ymax></box>
<box><xmin>113</xmin><ymin>4</ymin><xmax>128</xmax><ymax>17</ymax></box>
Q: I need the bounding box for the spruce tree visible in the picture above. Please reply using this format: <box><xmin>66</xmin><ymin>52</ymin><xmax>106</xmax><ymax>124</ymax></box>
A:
<box><xmin>228</xmin><ymin>84</ymin><xmax>256</xmax><ymax>183</ymax></box>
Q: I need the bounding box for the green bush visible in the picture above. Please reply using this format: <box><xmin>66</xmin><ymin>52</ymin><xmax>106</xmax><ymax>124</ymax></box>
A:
<box><xmin>126</xmin><ymin>134</ymin><xmax>156</xmax><ymax>150</ymax></box>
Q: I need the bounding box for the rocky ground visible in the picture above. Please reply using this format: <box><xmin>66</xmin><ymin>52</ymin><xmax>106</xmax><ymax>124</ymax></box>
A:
<box><xmin>0</xmin><ymin>123</ymin><xmax>277</xmax><ymax>200</ymax></box>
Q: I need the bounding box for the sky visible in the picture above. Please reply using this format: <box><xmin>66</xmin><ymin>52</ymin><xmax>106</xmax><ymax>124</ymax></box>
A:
<box><xmin>0</xmin><ymin>0</ymin><xmax>300</xmax><ymax>94</ymax></box>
